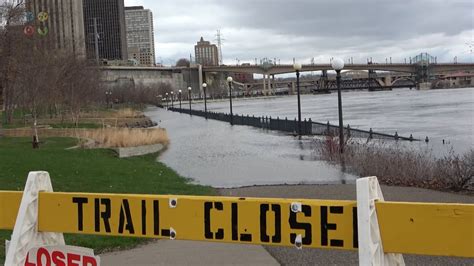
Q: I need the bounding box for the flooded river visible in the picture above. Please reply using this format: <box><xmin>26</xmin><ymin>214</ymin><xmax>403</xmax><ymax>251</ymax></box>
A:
<box><xmin>147</xmin><ymin>87</ymin><xmax>473</xmax><ymax>188</ymax></box>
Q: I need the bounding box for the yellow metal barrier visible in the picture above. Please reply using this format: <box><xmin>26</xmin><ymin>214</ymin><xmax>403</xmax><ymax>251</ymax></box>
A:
<box><xmin>1</xmin><ymin>191</ymin><xmax>473</xmax><ymax>257</ymax></box>
<box><xmin>0</xmin><ymin>191</ymin><xmax>21</xmax><ymax>229</ymax></box>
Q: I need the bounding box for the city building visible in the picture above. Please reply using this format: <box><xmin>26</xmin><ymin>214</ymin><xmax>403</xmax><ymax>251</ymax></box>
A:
<box><xmin>83</xmin><ymin>0</ymin><xmax>128</xmax><ymax>61</ymax></box>
<box><xmin>26</xmin><ymin>0</ymin><xmax>86</xmax><ymax>58</ymax></box>
<box><xmin>194</xmin><ymin>37</ymin><xmax>219</xmax><ymax>66</ymax></box>
<box><xmin>0</xmin><ymin>12</ymin><xmax>4</xmax><ymax>27</ymax></box>
<box><xmin>125</xmin><ymin>6</ymin><xmax>155</xmax><ymax>66</ymax></box>
<box><xmin>232</xmin><ymin>63</ymin><xmax>254</xmax><ymax>83</ymax></box>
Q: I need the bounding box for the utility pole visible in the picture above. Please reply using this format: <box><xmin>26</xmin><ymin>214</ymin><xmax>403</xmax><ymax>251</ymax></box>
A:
<box><xmin>93</xmin><ymin>18</ymin><xmax>99</xmax><ymax>64</ymax></box>
<box><xmin>215</xmin><ymin>30</ymin><xmax>224</xmax><ymax>66</ymax></box>
<box><xmin>188</xmin><ymin>55</ymin><xmax>192</xmax><ymax>90</ymax></box>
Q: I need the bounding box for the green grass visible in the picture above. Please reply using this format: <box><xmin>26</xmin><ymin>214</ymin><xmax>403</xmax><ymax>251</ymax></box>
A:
<box><xmin>0</xmin><ymin>137</ymin><xmax>214</xmax><ymax>263</ymax></box>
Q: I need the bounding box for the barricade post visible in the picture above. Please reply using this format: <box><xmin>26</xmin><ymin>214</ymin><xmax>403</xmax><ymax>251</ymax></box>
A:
<box><xmin>5</xmin><ymin>171</ymin><xmax>65</xmax><ymax>266</ymax></box>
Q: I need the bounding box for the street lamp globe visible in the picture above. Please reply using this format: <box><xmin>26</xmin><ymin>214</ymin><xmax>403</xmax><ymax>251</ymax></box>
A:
<box><xmin>227</xmin><ymin>76</ymin><xmax>233</xmax><ymax>83</ymax></box>
<box><xmin>293</xmin><ymin>63</ymin><xmax>302</xmax><ymax>71</ymax></box>
<box><xmin>171</xmin><ymin>91</ymin><xmax>174</xmax><ymax>95</ymax></box>
<box><xmin>202</xmin><ymin>83</ymin><xmax>207</xmax><ymax>88</ymax></box>
<box><xmin>188</xmin><ymin>86</ymin><xmax>192</xmax><ymax>91</ymax></box>
<box><xmin>179</xmin><ymin>89</ymin><xmax>182</xmax><ymax>93</ymax></box>
<box><xmin>331</xmin><ymin>57</ymin><xmax>345</xmax><ymax>70</ymax></box>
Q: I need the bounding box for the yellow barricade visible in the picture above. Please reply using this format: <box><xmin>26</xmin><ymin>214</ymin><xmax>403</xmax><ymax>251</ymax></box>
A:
<box><xmin>0</xmin><ymin>191</ymin><xmax>473</xmax><ymax>257</ymax></box>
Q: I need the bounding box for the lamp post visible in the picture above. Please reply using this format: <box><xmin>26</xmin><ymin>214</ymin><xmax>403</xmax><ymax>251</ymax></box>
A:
<box><xmin>178</xmin><ymin>90</ymin><xmax>182</xmax><ymax>109</ymax></box>
<box><xmin>165</xmin><ymin>92</ymin><xmax>169</xmax><ymax>108</ymax></box>
<box><xmin>331</xmin><ymin>57</ymin><xmax>345</xmax><ymax>153</ymax></box>
<box><xmin>293</xmin><ymin>63</ymin><xmax>302</xmax><ymax>135</ymax></box>
<box><xmin>105</xmin><ymin>91</ymin><xmax>112</xmax><ymax>108</ymax></box>
<box><xmin>187</xmin><ymin>87</ymin><xmax>192</xmax><ymax>115</ymax></box>
<box><xmin>227</xmin><ymin>76</ymin><xmax>234</xmax><ymax>125</ymax></box>
<box><xmin>202</xmin><ymin>83</ymin><xmax>208</xmax><ymax>119</ymax></box>
<box><xmin>170</xmin><ymin>91</ymin><xmax>174</xmax><ymax>108</ymax></box>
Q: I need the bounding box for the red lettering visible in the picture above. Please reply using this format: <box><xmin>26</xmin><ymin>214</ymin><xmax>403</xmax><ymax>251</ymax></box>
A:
<box><xmin>82</xmin><ymin>256</ymin><xmax>97</xmax><ymax>266</ymax></box>
<box><xmin>24</xmin><ymin>253</ymin><xmax>36</xmax><ymax>266</ymax></box>
<box><xmin>67</xmin><ymin>253</ymin><xmax>80</xmax><ymax>266</ymax></box>
<box><xmin>37</xmin><ymin>248</ymin><xmax>51</xmax><ymax>266</ymax></box>
<box><xmin>51</xmin><ymin>251</ymin><xmax>66</xmax><ymax>266</ymax></box>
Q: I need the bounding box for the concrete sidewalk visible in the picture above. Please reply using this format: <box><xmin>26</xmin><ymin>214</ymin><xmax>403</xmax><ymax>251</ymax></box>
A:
<box><xmin>100</xmin><ymin>240</ymin><xmax>280</xmax><ymax>266</ymax></box>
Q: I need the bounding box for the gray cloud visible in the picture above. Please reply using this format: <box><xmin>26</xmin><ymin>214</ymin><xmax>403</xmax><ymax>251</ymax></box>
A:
<box><xmin>125</xmin><ymin>0</ymin><xmax>473</xmax><ymax>65</ymax></box>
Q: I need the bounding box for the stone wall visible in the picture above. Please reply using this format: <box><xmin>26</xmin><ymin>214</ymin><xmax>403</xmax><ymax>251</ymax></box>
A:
<box><xmin>114</xmin><ymin>143</ymin><xmax>165</xmax><ymax>158</ymax></box>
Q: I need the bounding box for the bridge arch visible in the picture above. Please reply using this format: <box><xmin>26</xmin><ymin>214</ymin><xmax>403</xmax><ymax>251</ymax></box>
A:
<box><xmin>391</xmin><ymin>77</ymin><xmax>416</xmax><ymax>87</ymax></box>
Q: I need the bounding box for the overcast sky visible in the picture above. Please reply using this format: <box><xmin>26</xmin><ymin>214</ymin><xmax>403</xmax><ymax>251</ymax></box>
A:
<box><xmin>124</xmin><ymin>0</ymin><xmax>473</xmax><ymax>66</ymax></box>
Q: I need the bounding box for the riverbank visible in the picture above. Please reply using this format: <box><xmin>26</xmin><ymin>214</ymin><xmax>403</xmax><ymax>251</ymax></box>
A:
<box><xmin>0</xmin><ymin>137</ymin><xmax>214</xmax><ymax>264</ymax></box>
<box><xmin>0</xmin><ymin>106</ymin><xmax>156</xmax><ymax>130</ymax></box>
<box><xmin>315</xmin><ymin>136</ymin><xmax>474</xmax><ymax>193</ymax></box>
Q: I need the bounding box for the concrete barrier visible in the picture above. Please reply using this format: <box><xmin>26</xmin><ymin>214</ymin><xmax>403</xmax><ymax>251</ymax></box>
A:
<box><xmin>114</xmin><ymin>143</ymin><xmax>165</xmax><ymax>158</ymax></box>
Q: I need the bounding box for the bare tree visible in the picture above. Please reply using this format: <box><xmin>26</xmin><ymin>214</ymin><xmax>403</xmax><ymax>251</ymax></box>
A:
<box><xmin>176</xmin><ymin>58</ymin><xmax>190</xmax><ymax>67</ymax></box>
<box><xmin>0</xmin><ymin>0</ymin><xmax>26</xmax><ymax>124</ymax></box>
<box><xmin>56</xmin><ymin>56</ymin><xmax>102</xmax><ymax>127</ymax></box>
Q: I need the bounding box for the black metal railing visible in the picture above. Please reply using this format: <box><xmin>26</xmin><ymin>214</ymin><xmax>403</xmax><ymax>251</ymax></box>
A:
<box><xmin>311</xmin><ymin>121</ymin><xmax>416</xmax><ymax>141</ymax></box>
<box><xmin>167</xmin><ymin>107</ymin><xmax>418</xmax><ymax>141</ymax></box>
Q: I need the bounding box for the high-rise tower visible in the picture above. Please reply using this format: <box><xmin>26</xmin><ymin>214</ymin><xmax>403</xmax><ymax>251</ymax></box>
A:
<box><xmin>83</xmin><ymin>0</ymin><xmax>128</xmax><ymax>60</ymax></box>
<box><xmin>125</xmin><ymin>6</ymin><xmax>155</xmax><ymax>66</ymax></box>
<box><xmin>27</xmin><ymin>0</ymin><xmax>86</xmax><ymax>58</ymax></box>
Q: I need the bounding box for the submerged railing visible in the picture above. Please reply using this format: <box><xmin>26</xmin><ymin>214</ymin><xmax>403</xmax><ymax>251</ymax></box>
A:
<box><xmin>167</xmin><ymin>107</ymin><xmax>418</xmax><ymax>141</ymax></box>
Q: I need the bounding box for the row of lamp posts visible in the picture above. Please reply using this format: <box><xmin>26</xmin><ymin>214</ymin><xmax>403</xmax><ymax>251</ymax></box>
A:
<box><xmin>166</xmin><ymin>57</ymin><xmax>345</xmax><ymax>153</ymax></box>
<box><xmin>293</xmin><ymin>58</ymin><xmax>345</xmax><ymax>153</ymax></box>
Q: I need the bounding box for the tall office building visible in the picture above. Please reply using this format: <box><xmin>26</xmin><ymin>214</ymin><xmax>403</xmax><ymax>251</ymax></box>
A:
<box><xmin>83</xmin><ymin>0</ymin><xmax>128</xmax><ymax>61</ymax></box>
<box><xmin>26</xmin><ymin>0</ymin><xmax>86</xmax><ymax>58</ymax></box>
<box><xmin>194</xmin><ymin>37</ymin><xmax>219</xmax><ymax>66</ymax></box>
<box><xmin>125</xmin><ymin>6</ymin><xmax>155</xmax><ymax>66</ymax></box>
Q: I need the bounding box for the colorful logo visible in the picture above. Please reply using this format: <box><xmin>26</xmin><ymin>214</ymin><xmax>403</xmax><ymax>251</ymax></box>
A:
<box><xmin>23</xmin><ymin>11</ymin><xmax>50</xmax><ymax>37</ymax></box>
<box><xmin>23</xmin><ymin>25</ymin><xmax>35</xmax><ymax>36</ymax></box>
<box><xmin>37</xmin><ymin>25</ymin><xmax>49</xmax><ymax>36</ymax></box>
<box><xmin>37</xmin><ymin>11</ymin><xmax>49</xmax><ymax>22</ymax></box>
<box><xmin>25</xmin><ymin>11</ymin><xmax>35</xmax><ymax>22</ymax></box>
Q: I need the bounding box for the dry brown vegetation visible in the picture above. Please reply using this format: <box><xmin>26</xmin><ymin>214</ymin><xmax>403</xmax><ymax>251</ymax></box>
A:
<box><xmin>78</xmin><ymin>128</ymin><xmax>168</xmax><ymax>148</ymax></box>
<box><xmin>315</xmin><ymin>136</ymin><xmax>474</xmax><ymax>193</ymax></box>
<box><xmin>3</xmin><ymin>127</ymin><xmax>168</xmax><ymax>148</ymax></box>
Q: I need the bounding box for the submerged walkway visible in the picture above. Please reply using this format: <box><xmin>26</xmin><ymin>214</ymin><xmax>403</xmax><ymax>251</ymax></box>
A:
<box><xmin>167</xmin><ymin>107</ymin><xmax>419</xmax><ymax>141</ymax></box>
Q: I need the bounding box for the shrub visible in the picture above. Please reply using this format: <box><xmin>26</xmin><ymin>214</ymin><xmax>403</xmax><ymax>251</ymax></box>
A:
<box><xmin>79</xmin><ymin>128</ymin><xmax>168</xmax><ymax>148</ymax></box>
<box><xmin>314</xmin><ymin>136</ymin><xmax>473</xmax><ymax>193</ymax></box>
<box><xmin>3</xmin><ymin>128</ymin><xmax>169</xmax><ymax>148</ymax></box>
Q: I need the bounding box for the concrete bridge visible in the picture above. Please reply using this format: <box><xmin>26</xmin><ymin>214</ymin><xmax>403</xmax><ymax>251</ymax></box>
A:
<box><xmin>100</xmin><ymin>66</ymin><xmax>202</xmax><ymax>96</ymax></box>
<box><xmin>202</xmin><ymin>63</ymin><xmax>474</xmax><ymax>75</ymax></box>
<box><xmin>203</xmin><ymin>63</ymin><xmax>474</xmax><ymax>92</ymax></box>
<box><xmin>232</xmin><ymin>74</ymin><xmax>416</xmax><ymax>96</ymax></box>
<box><xmin>99</xmin><ymin>61</ymin><xmax>474</xmax><ymax>96</ymax></box>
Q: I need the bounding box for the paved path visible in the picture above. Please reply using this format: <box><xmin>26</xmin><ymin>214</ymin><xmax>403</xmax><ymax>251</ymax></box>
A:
<box><xmin>101</xmin><ymin>240</ymin><xmax>279</xmax><ymax>266</ymax></box>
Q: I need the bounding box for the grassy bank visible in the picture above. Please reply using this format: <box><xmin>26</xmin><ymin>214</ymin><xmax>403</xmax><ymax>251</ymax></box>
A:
<box><xmin>0</xmin><ymin>106</ymin><xmax>151</xmax><ymax>130</ymax></box>
<box><xmin>0</xmin><ymin>137</ymin><xmax>214</xmax><ymax>263</ymax></box>
<box><xmin>4</xmin><ymin>127</ymin><xmax>169</xmax><ymax>148</ymax></box>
